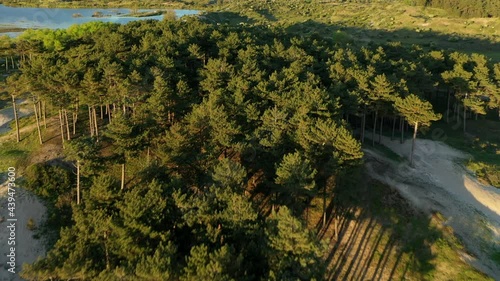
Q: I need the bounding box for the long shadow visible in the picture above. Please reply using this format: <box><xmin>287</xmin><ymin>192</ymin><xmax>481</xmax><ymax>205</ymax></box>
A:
<box><xmin>284</xmin><ymin>19</ymin><xmax>500</xmax><ymax>62</ymax></box>
<box><xmin>320</xmin><ymin>174</ymin><xmax>442</xmax><ymax>281</ymax></box>
<box><xmin>256</xmin><ymin>8</ymin><xmax>277</xmax><ymax>22</ymax></box>
<box><xmin>202</xmin><ymin>11</ymin><xmax>258</xmax><ymax>25</ymax></box>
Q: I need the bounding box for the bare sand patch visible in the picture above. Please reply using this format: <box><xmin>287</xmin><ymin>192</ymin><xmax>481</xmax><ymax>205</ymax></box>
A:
<box><xmin>0</xmin><ymin>177</ymin><xmax>46</xmax><ymax>281</ymax></box>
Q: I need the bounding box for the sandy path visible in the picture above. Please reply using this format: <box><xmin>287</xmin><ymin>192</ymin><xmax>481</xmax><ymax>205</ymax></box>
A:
<box><xmin>0</xmin><ymin>175</ymin><xmax>46</xmax><ymax>281</ymax></box>
<box><xmin>0</xmin><ymin>100</ymin><xmax>32</xmax><ymax>135</ymax></box>
<box><xmin>364</xmin><ymin>134</ymin><xmax>500</xmax><ymax>279</ymax></box>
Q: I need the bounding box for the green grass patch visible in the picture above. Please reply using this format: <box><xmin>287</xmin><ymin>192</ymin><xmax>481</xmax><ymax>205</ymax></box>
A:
<box><xmin>492</xmin><ymin>251</ymin><xmax>500</xmax><ymax>266</ymax></box>
<box><xmin>466</xmin><ymin>161</ymin><xmax>500</xmax><ymax>188</ymax></box>
<box><xmin>363</xmin><ymin>136</ymin><xmax>405</xmax><ymax>162</ymax></box>
<box><xmin>0</xmin><ymin>97</ymin><xmax>46</xmax><ymax>174</ymax></box>
<box><xmin>0</xmin><ymin>128</ymin><xmax>41</xmax><ymax>171</ymax></box>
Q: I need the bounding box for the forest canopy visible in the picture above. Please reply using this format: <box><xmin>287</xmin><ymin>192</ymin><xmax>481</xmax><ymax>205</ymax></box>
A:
<box><xmin>1</xmin><ymin>12</ymin><xmax>499</xmax><ymax>281</ymax></box>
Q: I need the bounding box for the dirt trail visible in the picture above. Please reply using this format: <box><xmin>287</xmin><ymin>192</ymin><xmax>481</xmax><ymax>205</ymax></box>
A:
<box><xmin>364</xmin><ymin>134</ymin><xmax>500</xmax><ymax>279</ymax></box>
<box><xmin>0</xmin><ymin>176</ymin><xmax>46</xmax><ymax>281</ymax></box>
<box><xmin>0</xmin><ymin>101</ymin><xmax>61</xmax><ymax>280</ymax></box>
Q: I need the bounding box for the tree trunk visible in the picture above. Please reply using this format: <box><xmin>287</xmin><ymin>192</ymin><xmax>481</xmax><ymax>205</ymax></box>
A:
<box><xmin>10</xmin><ymin>56</ymin><xmax>14</xmax><ymax>69</ymax></box>
<box><xmin>42</xmin><ymin>101</ymin><xmax>47</xmax><ymax>129</ymax></box>
<box><xmin>372</xmin><ymin>110</ymin><xmax>377</xmax><ymax>147</ymax></box>
<box><xmin>121</xmin><ymin>163</ymin><xmax>125</xmax><ymax>190</ymax></box>
<box><xmin>361</xmin><ymin>105</ymin><xmax>366</xmax><ymax>144</ymax></box>
<box><xmin>391</xmin><ymin>116</ymin><xmax>396</xmax><ymax>141</ymax></box>
<box><xmin>463</xmin><ymin>103</ymin><xmax>466</xmax><ymax>133</ymax></box>
<box><xmin>33</xmin><ymin>101</ymin><xmax>43</xmax><ymax>145</ymax></box>
<box><xmin>12</xmin><ymin>95</ymin><xmax>20</xmax><ymax>143</ymax></box>
<box><xmin>59</xmin><ymin>109</ymin><xmax>65</xmax><ymax>146</ymax></box>
<box><xmin>446</xmin><ymin>91</ymin><xmax>450</xmax><ymax>123</ymax></box>
<box><xmin>379</xmin><ymin>115</ymin><xmax>383</xmax><ymax>144</ymax></box>
<box><xmin>147</xmin><ymin>147</ymin><xmax>150</xmax><ymax>164</ymax></box>
<box><xmin>73</xmin><ymin>112</ymin><xmax>77</xmax><ymax>135</ymax></box>
<box><xmin>107</xmin><ymin>104</ymin><xmax>112</xmax><ymax>123</ymax></box>
<box><xmin>100</xmin><ymin>104</ymin><xmax>104</xmax><ymax>119</ymax></box>
<box><xmin>76</xmin><ymin>160</ymin><xmax>80</xmax><ymax>205</ymax></box>
<box><xmin>38</xmin><ymin>100</ymin><xmax>42</xmax><ymax>126</ymax></box>
<box><xmin>410</xmin><ymin>122</ymin><xmax>418</xmax><ymax>167</ymax></box>
<box><xmin>93</xmin><ymin>106</ymin><xmax>99</xmax><ymax>138</ymax></box>
<box><xmin>400</xmin><ymin>117</ymin><xmax>404</xmax><ymax>144</ymax></box>
<box><xmin>89</xmin><ymin>106</ymin><xmax>94</xmax><ymax>137</ymax></box>
<box><xmin>64</xmin><ymin>109</ymin><xmax>71</xmax><ymax>140</ymax></box>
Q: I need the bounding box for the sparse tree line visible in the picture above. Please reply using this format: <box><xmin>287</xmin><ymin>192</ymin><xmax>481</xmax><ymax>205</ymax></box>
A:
<box><xmin>1</xmin><ymin>17</ymin><xmax>499</xmax><ymax>280</ymax></box>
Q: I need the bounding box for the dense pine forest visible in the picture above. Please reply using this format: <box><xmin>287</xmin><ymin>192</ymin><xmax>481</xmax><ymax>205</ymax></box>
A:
<box><xmin>0</xmin><ymin>13</ymin><xmax>498</xmax><ymax>279</ymax></box>
<box><xmin>0</xmin><ymin>0</ymin><xmax>500</xmax><ymax>278</ymax></box>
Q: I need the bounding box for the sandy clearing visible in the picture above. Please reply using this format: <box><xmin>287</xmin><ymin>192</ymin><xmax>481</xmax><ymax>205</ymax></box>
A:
<box><xmin>363</xmin><ymin>133</ymin><xmax>500</xmax><ymax>279</ymax></box>
<box><xmin>0</xmin><ymin>175</ymin><xmax>46</xmax><ymax>281</ymax></box>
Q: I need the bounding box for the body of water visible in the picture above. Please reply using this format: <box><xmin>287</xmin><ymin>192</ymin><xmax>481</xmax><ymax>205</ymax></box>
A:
<box><xmin>0</xmin><ymin>4</ymin><xmax>199</xmax><ymax>37</ymax></box>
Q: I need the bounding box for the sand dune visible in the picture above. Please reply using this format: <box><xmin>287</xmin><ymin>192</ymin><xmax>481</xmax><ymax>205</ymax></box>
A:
<box><xmin>364</xmin><ymin>134</ymin><xmax>500</xmax><ymax>279</ymax></box>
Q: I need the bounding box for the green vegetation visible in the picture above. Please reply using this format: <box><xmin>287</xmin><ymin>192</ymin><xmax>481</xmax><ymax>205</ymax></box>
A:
<box><xmin>364</xmin><ymin>141</ymin><xmax>404</xmax><ymax>162</ymax></box>
<box><xmin>0</xmin><ymin>0</ymin><xmax>498</xmax><ymax>280</ymax></box>
<box><xmin>0</xmin><ymin>129</ymin><xmax>39</xmax><ymax>171</ymax></box>
<box><xmin>467</xmin><ymin>161</ymin><xmax>500</xmax><ymax>188</ymax></box>
<box><xmin>409</xmin><ymin>0</ymin><xmax>500</xmax><ymax>18</ymax></box>
<box><xmin>393</xmin><ymin>94</ymin><xmax>441</xmax><ymax>165</ymax></box>
<box><xmin>493</xmin><ymin>250</ymin><xmax>500</xmax><ymax>266</ymax></box>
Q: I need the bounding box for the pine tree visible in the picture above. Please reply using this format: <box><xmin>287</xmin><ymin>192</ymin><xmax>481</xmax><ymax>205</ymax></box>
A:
<box><xmin>275</xmin><ymin>151</ymin><xmax>317</xmax><ymax>209</ymax></box>
<box><xmin>104</xmin><ymin>111</ymin><xmax>146</xmax><ymax>190</ymax></box>
<box><xmin>212</xmin><ymin>158</ymin><xmax>247</xmax><ymax>191</ymax></box>
<box><xmin>65</xmin><ymin>137</ymin><xmax>101</xmax><ymax>205</ymax></box>
<box><xmin>393</xmin><ymin>94</ymin><xmax>441</xmax><ymax>166</ymax></box>
<box><xmin>265</xmin><ymin>206</ymin><xmax>325</xmax><ymax>281</ymax></box>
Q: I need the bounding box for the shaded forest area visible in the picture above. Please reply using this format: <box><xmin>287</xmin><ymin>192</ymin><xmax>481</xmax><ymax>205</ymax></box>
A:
<box><xmin>0</xmin><ymin>10</ymin><xmax>499</xmax><ymax>281</ymax></box>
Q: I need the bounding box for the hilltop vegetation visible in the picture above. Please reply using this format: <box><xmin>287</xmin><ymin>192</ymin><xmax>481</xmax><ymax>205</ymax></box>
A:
<box><xmin>2</xmin><ymin>0</ymin><xmax>500</xmax><ymax>19</ymax></box>
<box><xmin>409</xmin><ymin>0</ymin><xmax>500</xmax><ymax>18</ymax></box>
<box><xmin>0</xmin><ymin>13</ymin><xmax>498</xmax><ymax>279</ymax></box>
<box><xmin>0</xmin><ymin>0</ymin><xmax>499</xmax><ymax>280</ymax></box>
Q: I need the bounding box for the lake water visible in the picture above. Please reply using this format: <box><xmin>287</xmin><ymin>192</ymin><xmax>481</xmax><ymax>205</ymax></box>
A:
<box><xmin>0</xmin><ymin>4</ymin><xmax>200</xmax><ymax>37</ymax></box>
